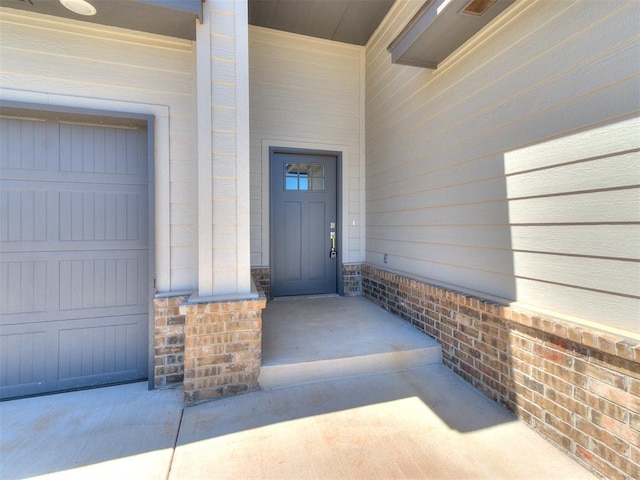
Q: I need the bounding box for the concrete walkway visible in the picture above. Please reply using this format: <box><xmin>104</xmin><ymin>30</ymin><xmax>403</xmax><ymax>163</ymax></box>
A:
<box><xmin>1</xmin><ymin>367</ymin><xmax>596</xmax><ymax>480</ymax></box>
<box><xmin>0</xmin><ymin>296</ymin><xmax>597</xmax><ymax>479</ymax></box>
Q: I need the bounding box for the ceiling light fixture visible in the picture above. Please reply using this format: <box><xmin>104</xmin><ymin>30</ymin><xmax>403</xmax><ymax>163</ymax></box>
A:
<box><xmin>59</xmin><ymin>0</ymin><xmax>97</xmax><ymax>16</ymax></box>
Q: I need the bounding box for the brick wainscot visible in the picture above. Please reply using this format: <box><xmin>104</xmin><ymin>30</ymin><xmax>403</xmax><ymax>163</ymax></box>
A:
<box><xmin>362</xmin><ymin>264</ymin><xmax>639</xmax><ymax>480</ymax></box>
<box><xmin>250</xmin><ymin>264</ymin><xmax>362</xmax><ymax>299</ymax></box>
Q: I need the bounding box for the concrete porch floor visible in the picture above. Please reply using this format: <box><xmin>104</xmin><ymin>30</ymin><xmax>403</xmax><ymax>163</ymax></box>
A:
<box><xmin>0</xmin><ymin>296</ymin><xmax>596</xmax><ymax>479</ymax></box>
<box><xmin>259</xmin><ymin>295</ymin><xmax>442</xmax><ymax>388</ymax></box>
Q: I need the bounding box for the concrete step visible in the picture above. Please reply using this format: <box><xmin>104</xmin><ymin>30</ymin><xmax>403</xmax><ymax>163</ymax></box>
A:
<box><xmin>258</xmin><ymin>343</ymin><xmax>442</xmax><ymax>389</ymax></box>
<box><xmin>258</xmin><ymin>296</ymin><xmax>442</xmax><ymax>389</ymax></box>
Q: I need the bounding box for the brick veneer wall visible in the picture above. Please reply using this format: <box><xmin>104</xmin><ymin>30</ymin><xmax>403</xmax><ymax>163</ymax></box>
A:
<box><xmin>153</xmin><ymin>295</ymin><xmax>188</xmax><ymax>388</ymax></box>
<box><xmin>343</xmin><ymin>263</ymin><xmax>362</xmax><ymax>296</ymax></box>
<box><xmin>251</xmin><ymin>267</ymin><xmax>271</xmax><ymax>299</ymax></box>
<box><xmin>362</xmin><ymin>264</ymin><xmax>639</xmax><ymax>480</ymax></box>
<box><xmin>180</xmin><ymin>297</ymin><xmax>266</xmax><ymax>405</ymax></box>
<box><xmin>251</xmin><ymin>265</ymin><xmax>362</xmax><ymax>298</ymax></box>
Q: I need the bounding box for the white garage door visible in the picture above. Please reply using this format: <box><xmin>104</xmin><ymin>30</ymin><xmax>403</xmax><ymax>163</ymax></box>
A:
<box><xmin>0</xmin><ymin>111</ymin><xmax>150</xmax><ymax>399</ymax></box>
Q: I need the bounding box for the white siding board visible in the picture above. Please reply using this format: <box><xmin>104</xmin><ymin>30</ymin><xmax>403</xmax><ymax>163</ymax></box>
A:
<box><xmin>368</xmin><ymin>225</ymin><xmax>513</xmax><ymax>249</ymax></box>
<box><xmin>369</xmin><ymin>224</ymin><xmax>640</xmax><ymax>261</ymax></box>
<box><xmin>505</xmin><ymin>152</ymin><xmax>640</xmax><ymax>198</ymax></box>
<box><xmin>511</xmin><ymin>252</ymin><xmax>639</xmax><ymax>298</ymax></box>
<box><xmin>368</xmin><ymin>189</ymin><xmax>638</xmax><ymax>226</ymax></box>
<box><xmin>367</xmin><ymin>78</ymin><xmax>639</xmax><ymax>196</ymax></box>
<box><xmin>253</xmin><ymin>83</ymin><xmax>359</xmax><ymax>108</ymax></box>
<box><xmin>368</xmin><ymin>239</ymin><xmax>640</xmax><ymax>298</ymax></box>
<box><xmin>3</xmin><ymin>51</ymin><xmax>193</xmax><ymax>93</ymax></box>
<box><xmin>512</xmin><ymin>280</ymin><xmax>639</xmax><ymax>334</ymax></box>
<box><xmin>367</xmin><ymin>46</ymin><xmax>639</xmax><ymax>183</ymax></box>
<box><xmin>367</xmin><ymin>238</ymin><xmax>513</xmax><ymax>276</ymax></box>
<box><xmin>0</xmin><ymin>15</ymin><xmax>192</xmax><ymax>59</ymax></box>
<box><xmin>372</xmin><ymin>254</ymin><xmax>515</xmax><ymax>301</ymax></box>
<box><xmin>367</xmin><ymin>153</ymin><xmax>639</xmax><ymax>210</ymax></box>
<box><xmin>504</xmin><ymin>117</ymin><xmax>640</xmax><ymax>174</ymax></box>
<box><xmin>508</xmin><ymin>189</ymin><xmax>639</xmax><ymax>225</ymax></box>
<box><xmin>365</xmin><ymin>0</ymin><xmax>640</xmax><ymax>331</ymax></box>
<box><xmin>511</xmin><ymin>226</ymin><xmax>640</xmax><ymax>260</ymax></box>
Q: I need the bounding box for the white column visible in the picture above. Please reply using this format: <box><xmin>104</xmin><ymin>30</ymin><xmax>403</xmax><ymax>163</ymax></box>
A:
<box><xmin>196</xmin><ymin>1</ymin><xmax>213</xmax><ymax>297</ymax></box>
<box><xmin>234</xmin><ymin>0</ymin><xmax>252</xmax><ymax>294</ymax></box>
<box><xmin>195</xmin><ymin>0</ymin><xmax>252</xmax><ymax>297</ymax></box>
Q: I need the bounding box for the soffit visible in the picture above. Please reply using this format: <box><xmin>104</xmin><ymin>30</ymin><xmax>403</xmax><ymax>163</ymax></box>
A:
<box><xmin>0</xmin><ymin>0</ymin><xmax>395</xmax><ymax>46</ymax></box>
<box><xmin>248</xmin><ymin>0</ymin><xmax>395</xmax><ymax>46</ymax></box>
<box><xmin>389</xmin><ymin>0</ymin><xmax>516</xmax><ymax>69</ymax></box>
<box><xmin>0</xmin><ymin>0</ymin><xmax>201</xmax><ymax>40</ymax></box>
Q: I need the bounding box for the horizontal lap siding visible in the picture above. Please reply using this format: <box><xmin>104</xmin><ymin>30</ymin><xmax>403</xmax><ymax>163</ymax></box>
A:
<box><xmin>249</xmin><ymin>26</ymin><xmax>363</xmax><ymax>267</ymax></box>
<box><xmin>0</xmin><ymin>8</ymin><xmax>197</xmax><ymax>291</ymax></box>
<box><xmin>365</xmin><ymin>0</ymin><xmax>639</xmax><ymax>332</ymax></box>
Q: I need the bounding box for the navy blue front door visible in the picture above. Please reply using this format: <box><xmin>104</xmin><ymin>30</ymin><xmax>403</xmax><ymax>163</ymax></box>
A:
<box><xmin>271</xmin><ymin>151</ymin><xmax>337</xmax><ymax>297</ymax></box>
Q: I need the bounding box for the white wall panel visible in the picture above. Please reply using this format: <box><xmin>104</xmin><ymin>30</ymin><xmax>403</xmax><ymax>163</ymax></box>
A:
<box><xmin>365</xmin><ymin>0</ymin><xmax>640</xmax><ymax>332</ymax></box>
<box><xmin>0</xmin><ymin>7</ymin><xmax>197</xmax><ymax>292</ymax></box>
<box><xmin>249</xmin><ymin>26</ymin><xmax>364</xmax><ymax>267</ymax></box>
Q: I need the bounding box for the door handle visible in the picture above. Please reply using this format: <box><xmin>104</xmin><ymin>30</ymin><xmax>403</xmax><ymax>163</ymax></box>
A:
<box><xmin>329</xmin><ymin>231</ymin><xmax>337</xmax><ymax>258</ymax></box>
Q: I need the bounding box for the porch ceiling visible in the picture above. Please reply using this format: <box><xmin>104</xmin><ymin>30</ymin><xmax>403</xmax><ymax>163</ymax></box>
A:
<box><xmin>248</xmin><ymin>0</ymin><xmax>395</xmax><ymax>46</ymax></box>
<box><xmin>0</xmin><ymin>0</ymin><xmax>201</xmax><ymax>39</ymax></box>
<box><xmin>0</xmin><ymin>0</ymin><xmax>395</xmax><ymax>46</ymax></box>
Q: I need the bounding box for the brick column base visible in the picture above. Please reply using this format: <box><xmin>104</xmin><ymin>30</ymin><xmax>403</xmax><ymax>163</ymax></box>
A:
<box><xmin>180</xmin><ymin>297</ymin><xmax>266</xmax><ymax>405</ymax></box>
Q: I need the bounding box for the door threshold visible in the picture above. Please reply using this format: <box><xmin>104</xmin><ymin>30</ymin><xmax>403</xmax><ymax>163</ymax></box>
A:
<box><xmin>271</xmin><ymin>294</ymin><xmax>340</xmax><ymax>302</ymax></box>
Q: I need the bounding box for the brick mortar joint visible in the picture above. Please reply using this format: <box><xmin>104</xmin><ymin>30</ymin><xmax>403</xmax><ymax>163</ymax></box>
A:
<box><xmin>361</xmin><ymin>264</ymin><xmax>639</xmax><ymax>364</ymax></box>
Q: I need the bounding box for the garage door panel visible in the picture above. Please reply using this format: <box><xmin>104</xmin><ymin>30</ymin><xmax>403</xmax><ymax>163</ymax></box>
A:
<box><xmin>0</xmin><ymin>188</ymin><xmax>47</xmax><ymax>243</ymax></box>
<box><xmin>1</xmin><ymin>182</ymin><xmax>148</xmax><ymax>251</ymax></box>
<box><xmin>1</xmin><ymin>251</ymin><xmax>148</xmax><ymax>324</ymax></box>
<box><xmin>60</xmin><ymin>122</ymin><xmax>146</xmax><ymax>179</ymax></box>
<box><xmin>0</xmin><ymin>114</ymin><xmax>149</xmax><ymax>399</ymax></box>
<box><xmin>59</xmin><ymin>189</ymin><xmax>146</xmax><ymax>243</ymax></box>
<box><xmin>1</xmin><ymin>119</ymin><xmax>146</xmax><ymax>184</ymax></box>
<box><xmin>56</xmin><ymin>186</ymin><xmax>147</xmax><ymax>244</ymax></box>
<box><xmin>0</xmin><ymin>330</ymin><xmax>47</xmax><ymax>389</ymax></box>
<box><xmin>0</xmin><ymin>260</ymin><xmax>47</xmax><ymax>315</ymax></box>
<box><xmin>59</xmin><ymin>254</ymin><xmax>147</xmax><ymax>312</ymax></box>
<box><xmin>0</xmin><ymin>314</ymin><xmax>146</xmax><ymax>398</ymax></box>
<box><xmin>57</xmin><ymin>315</ymin><xmax>145</xmax><ymax>380</ymax></box>
<box><xmin>0</xmin><ymin>117</ymin><xmax>49</xmax><ymax>172</ymax></box>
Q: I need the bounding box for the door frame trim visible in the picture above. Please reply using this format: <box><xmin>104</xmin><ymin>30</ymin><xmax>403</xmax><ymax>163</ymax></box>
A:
<box><xmin>0</xmin><ymin>100</ymin><xmax>157</xmax><ymax>393</ymax></box>
<box><xmin>268</xmin><ymin>146</ymin><xmax>343</xmax><ymax>298</ymax></box>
